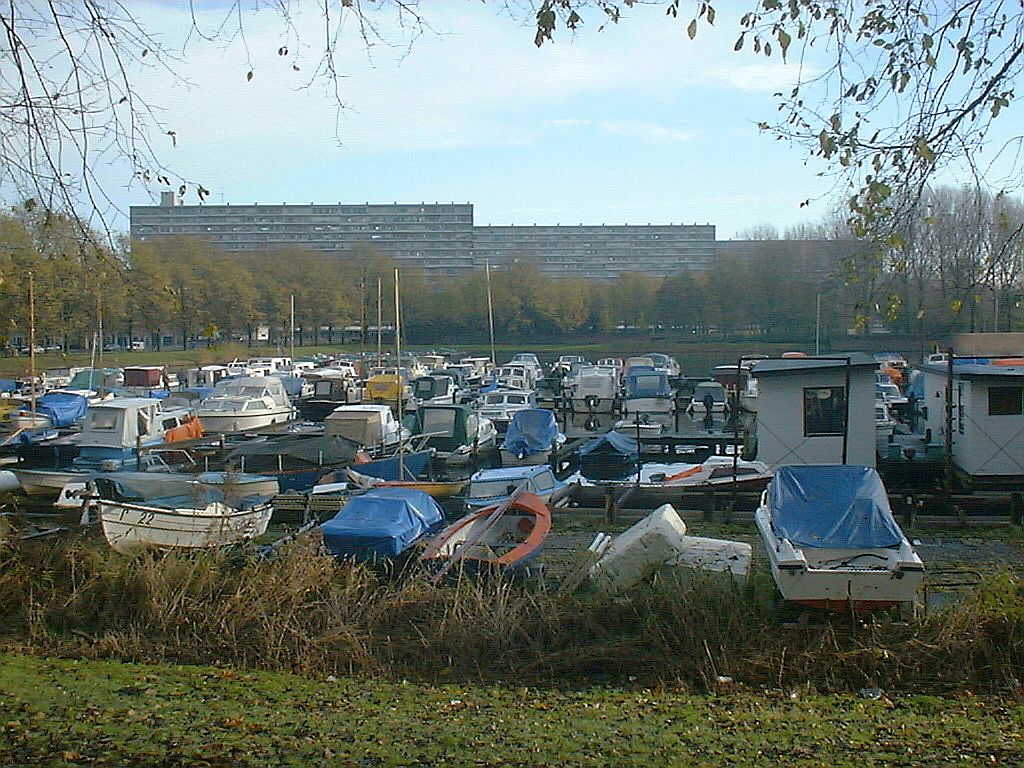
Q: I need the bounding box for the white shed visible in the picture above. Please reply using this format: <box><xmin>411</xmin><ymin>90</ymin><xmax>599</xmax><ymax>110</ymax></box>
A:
<box><xmin>921</xmin><ymin>362</ymin><xmax>1024</xmax><ymax>480</ymax></box>
<box><xmin>748</xmin><ymin>354</ymin><xmax>878</xmax><ymax>469</ymax></box>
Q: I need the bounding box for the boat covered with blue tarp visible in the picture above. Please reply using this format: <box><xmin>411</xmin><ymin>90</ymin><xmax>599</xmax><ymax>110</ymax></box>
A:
<box><xmin>26</xmin><ymin>391</ymin><xmax>89</xmax><ymax>428</ymax></box>
<box><xmin>321</xmin><ymin>487</ymin><xmax>445</xmax><ymax>561</ymax></box>
<box><xmin>501</xmin><ymin>408</ymin><xmax>561</xmax><ymax>464</ymax></box>
<box><xmin>767</xmin><ymin>464</ymin><xmax>904</xmax><ymax>549</ymax></box>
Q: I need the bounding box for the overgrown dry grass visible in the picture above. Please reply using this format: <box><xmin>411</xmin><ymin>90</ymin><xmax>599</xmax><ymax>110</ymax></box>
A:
<box><xmin>2</xmin><ymin>534</ymin><xmax>1023</xmax><ymax>694</ymax></box>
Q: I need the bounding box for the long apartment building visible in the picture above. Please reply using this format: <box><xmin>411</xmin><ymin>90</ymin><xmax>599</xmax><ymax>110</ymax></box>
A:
<box><xmin>130</xmin><ymin>194</ymin><xmax>717</xmax><ymax>279</ymax></box>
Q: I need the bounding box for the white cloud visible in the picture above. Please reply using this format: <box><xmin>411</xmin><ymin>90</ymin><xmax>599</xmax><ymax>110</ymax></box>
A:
<box><xmin>600</xmin><ymin>121</ymin><xmax>694</xmax><ymax>144</ymax></box>
<box><xmin>544</xmin><ymin>119</ymin><xmax>593</xmax><ymax>128</ymax></box>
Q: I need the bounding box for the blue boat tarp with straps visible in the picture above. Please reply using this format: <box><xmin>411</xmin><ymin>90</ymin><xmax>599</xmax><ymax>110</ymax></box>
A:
<box><xmin>321</xmin><ymin>487</ymin><xmax>445</xmax><ymax>561</ymax></box>
<box><xmin>768</xmin><ymin>465</ymin><xmax>904</xmax><ymax>549</ymax></box>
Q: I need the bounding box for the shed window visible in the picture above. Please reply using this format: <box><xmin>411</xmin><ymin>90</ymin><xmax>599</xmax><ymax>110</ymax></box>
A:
<box><xmin>803</xmin><ymin>386</ymin><xmax>846</xmax><ymax>436</ymax></box>
<box><xmin>988</xmin><ymin>386</ymin><xmax>1023</xmax><ymax>416</ymax></box>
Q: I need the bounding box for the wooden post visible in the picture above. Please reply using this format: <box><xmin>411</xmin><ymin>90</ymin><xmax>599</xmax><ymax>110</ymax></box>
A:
<box><xmin>944</xmin><ymin>348</ymin><xmax>955</xmax><ymax>507</ymax></box>
<box><xmin>604</xmin><ymin>485</ymin><xmax>616</xmax><ymax>525</ymax></box>
<box><xmin>841</xmin><ymin>356</ymin><xmax>851</xmax><ymax>465</ymax></box>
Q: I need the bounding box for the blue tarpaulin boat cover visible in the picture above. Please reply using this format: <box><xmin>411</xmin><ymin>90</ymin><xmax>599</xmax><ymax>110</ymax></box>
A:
<box><xmin>0</xmin><ymin>379</ymin><xmax>17</xmax><ymax>393</ymax></box>
<box><xmin>768</xmin><ymin>465</ymin><xmax>904</xmax><ymax>549</ymax></box>
<box><xmin>321</xmin><ymin>487</ymin><xmax>444</xmax><ymax>561</ymax></box>
<box><xmin>35</xmin><ymin>392</ymin><xmax>89</xmax><ymax>427</ymax></box>
<box><xmin>354</xmin><ymin>449</ymin><xmax>433</xmax><ymax>481</ymax></box>
<box><xmin>503</xmin><ymin>408</ymin><xmax>559</xmax><ymax>458</ymax></box>
<box><xmin>579</xmin><ymin>430</ymin><xmax>639</xmax><ymax>459</ymax></box>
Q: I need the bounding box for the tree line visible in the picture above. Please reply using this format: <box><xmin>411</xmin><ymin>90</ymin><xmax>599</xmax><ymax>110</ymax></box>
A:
<box><xmin>1</xmin><ymin>186</ymin><xmax>1022</xmax><ymax>351</ymax></box>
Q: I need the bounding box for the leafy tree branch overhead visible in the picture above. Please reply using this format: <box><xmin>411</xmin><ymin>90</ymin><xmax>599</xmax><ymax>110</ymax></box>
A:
<box><xmin>536</xmin><ymin>2</ymin><xmax>1024</xmax><ymax>233</ymax></box>
<box><xmin>1</xmin><ymin>1</ymin><xmax>1021</xmax><ymax>269</ymax></box>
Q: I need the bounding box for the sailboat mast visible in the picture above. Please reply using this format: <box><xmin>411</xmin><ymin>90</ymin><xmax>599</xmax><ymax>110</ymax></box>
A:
<box><xmin>358</xmin><ymin>278</ymin><xmax>366</xmax><ymax>363</ymax></box>
<box><xmin>376</xmin><ymin>277</ymin><xmax>383</xmax><ymax>368</ymax></box>
<box><xmin>97</xmin><ymin>288</ymin><xmax>105</xmax><ymax>398</ymax></box>
<box><xmin>28</xmin><ymin>272</ymin><xmax>36</xmax><ymax>415</ymax></box>
<box><xmin>290</xmin><ymin>293</ymin><xmax>295</xmax><ymax>361</ymax></box>
<box><xmin>394</xmin><ymin>268</ymin><xmax>405</xmax><ymax>478</ymax></box>
<box><xmin>486</xmin><ymin>261</ymin><xmax>496</xmax><ymax>369</ymax></box>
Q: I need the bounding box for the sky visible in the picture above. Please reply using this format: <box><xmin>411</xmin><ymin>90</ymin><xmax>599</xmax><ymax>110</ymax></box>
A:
<box><xmin>96</xmin><ymin>2</ymin><xmax>852</xmax><ymax>240</ymax></box>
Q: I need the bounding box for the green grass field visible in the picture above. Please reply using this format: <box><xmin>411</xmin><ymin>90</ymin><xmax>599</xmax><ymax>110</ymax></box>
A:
<box><xmin>2</xmin><ymin>655</ymin><xmax>1022</xmax><ymax>767</ymax></box>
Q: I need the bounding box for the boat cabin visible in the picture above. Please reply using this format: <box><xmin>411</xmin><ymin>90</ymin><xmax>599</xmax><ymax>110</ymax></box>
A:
<box><xmin>408</xmin><ymin>404</ymin><xmax>494</xmax><ymax>457</ymax></box>
<box><xmin>324</xmin><ymin>404</ymin><xmax>404</xmax><ymax>451</ymax></box>
<box><xmin>73</xmin><ymin>398</ymin><xmax>167</xmax><ymax>468</ymax></box>
<box><xmin>496</xmin><ymin>364</ymin><xmax>535</xmax><ymax>391</ymax></box>
<box><xmin>411</xmin><ymin>373</ymin><xmax>460</xmax><ymax>406</ymax></box>
<box><xmin>624</xmin><ymin>356</ymin><xmax>655</xmax><ymax>374</ymax></box>
<box><xmin>365</xmin><ymin>369</ymin><xmax>411</xmax><ymax>405</ymax></box>
<box><xmin>460</xmin><ymin>357</ymin><xmax>494</xmax><ymax>378</ymax></box>
<box><xmin>477</xmin><ymin>389</ymin><xmax>537</xmax><ymax>427</ymax></box>
<box><xmin>417</xmin><ymin>354</ymin><xmax>446</xmax><ymax>370</ymax></box>
<box><xmin>921</xmin><ymin>360</ymin><xmax>1024</xmax><ymax>483</ymax></box>
<box><xmin>747</xmin><ymin>354</ymin><xmax>877</xmax><ymax>469</ymax></box>
<box><xmin>644</xmin><ymin>352</ymin><xmax>681</xmax><ymax>377</ymax></box>
<box><xmin>624</xmin><ymin>368</ymin><xmax>672</xmax><ymax>399</ymax></box>
<box><xmin>689</xmin><ymin>381</ymin><xmax>728</xmax><ymax>413</ymax></box>
<box><xmin>123</xmin><ymin>366</ymin><xmax>169</xmax><ymax>388</ymax></box>
<box><xmin>184</xmin><ymin>365</ymin><xmax>230</xmax><ymax>389</ymax></box>
<box><xmin>466</xmin><ymin>464</ymin><xmax>568</xmax><ymax>508</ymax></box>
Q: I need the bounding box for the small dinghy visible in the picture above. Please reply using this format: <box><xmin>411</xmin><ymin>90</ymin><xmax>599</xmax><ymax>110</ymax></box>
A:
<box><xmin>642</xmin><ymin>456</ymin><xmax>773</xmax><ymax>491</ymax></box>
<box><xmin>420</xmin><ymin>489</ymin><xmax>551</xmax><ymax>577</ymax></box>
<box><xmin>90</xmin><ymin>474</ymin><xmax>273</xmax><ymax>555</ymax></box>
<box><xmin>344</xmin><ymin>467</ymin><xmax>468</xmax><ymax>499</ymax></box>
<box><xmin>755</xmin><ymin>465</ymin><xmax>925</xmax><ymax>612</ymax></box>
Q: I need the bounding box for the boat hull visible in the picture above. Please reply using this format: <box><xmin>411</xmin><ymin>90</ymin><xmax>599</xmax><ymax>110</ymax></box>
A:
<box><xmin>754</xmin><ymin>506</ymin><xmax>924</xmax><ymax>610</ymax></box>
<box><xmin>421</xmin><ymin>492</ymin><xmax>551</xmax><ymax>570</ymax></box>
<box><xmin>570</xmin><ymin>395</ymin><xmax>616</xmax><ymax>414</ymax></box>
<box><xmin>196</xmin><ymin>408</ymin><xmax>295</xmax><ymax>434</ymax></box>
<box><xmin>98</xmin><ymin>499</ymin><xmax>273</xmax><ymax>554</ymax></box>
<box><xmin>622</xmin><ymin>396</ymin><xmax>675</xmax><ymax>417</ymax></box>
<box><xmin>15</xmin><ymin>468</ymin><xmax>84</xmax><ymax>496</ymax></box>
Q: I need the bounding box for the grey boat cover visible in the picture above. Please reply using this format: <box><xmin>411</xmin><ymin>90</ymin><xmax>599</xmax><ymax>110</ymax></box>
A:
<box><xmin>768</xmin><ymin>465</ymin><xmax>904</xmax><ymax>549</ymax></box>
<box><xmin>579</xmin><ymin>430</ymin><xmax>639</xmax><ymax>459</ymax></box>
<box><xmin>225</xmin><ymin>434</ymin><xmax>362</xmax><ymax>466</ymax></box>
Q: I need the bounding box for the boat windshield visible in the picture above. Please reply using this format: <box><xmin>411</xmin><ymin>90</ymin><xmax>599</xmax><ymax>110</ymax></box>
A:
<box><xmin>532</xmin><ymin>471</ymin><xmax>556</xmax><ymax>491</ymax></box>
<box><xmin>471</xmin><ymin>479</ymin><xmax>522</xmax><ymax>498</ymax></box>
<box><xmin>420</xmin><ymin>408</ymin><xmax>457</xmax><ymax>436</ymax></box>
<box><xmin>414</xmin><ymin>379</ymin><xmax>438</xmax><ymax>397</ymax></box>
<box><xmin>86</xmin><ymin>409</ymin><xmax>119</xmax><ymax>430</ymax></box>
<box><xmin>628</xmin><ymin>374</ymin><xmax>669</xmax><ymax>397</ymax></box>
<box><xmin>203</xmin><ymin>399</ymin><xmax>244</xmax><ymax>412</ymax></box>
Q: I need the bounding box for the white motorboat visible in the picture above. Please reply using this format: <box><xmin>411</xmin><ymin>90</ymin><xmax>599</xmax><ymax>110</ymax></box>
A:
<box><xmin>90</xmin><ymin>474</ymin><xmax>273</xmax><ymax>554</ymax></box>
<box><xmin>196</xmin><ymin>376</ymin><xmax>296</xmax><ymax>433</ymax></box>
<box><xmin>687</xmin><ymin>381</ymin><xmax>728</xmax><ymax>414</ymax></box>
<box><xmin>476</xmin><ymin>389</ymin><xmax>536</xmax><ymax>431</ymax></box>
<box><xmin>568</xmin><ymin>366</ymin><xmax>619</xmax><ymax>413</ymax></box>
<box><xmin>621</xmin><ymin>368</ymin><xmax>675</xmax><ymax>418</ymax></box>
<box><xmin>755</xmin><ymin>465</ymin><xmax>925</xmax><ymax>612</ymax></box>
<box><xmin>630</xmin><ymin>456</ymin><xmax>773</xmax><ymax>490</ymax></box>
<box><xmin>323</xmin><ymin>403</ymin><xmax>409</xmax><ymax>454</ymax></box>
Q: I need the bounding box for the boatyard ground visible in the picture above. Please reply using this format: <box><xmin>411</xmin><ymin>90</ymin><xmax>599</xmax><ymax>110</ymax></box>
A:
<box><xmin>2</xmin><ymin>655</ymin><xmax>1024</xmax><ymax>767</ymax></box>
<box><xmin>2</xmin><ymin>522</ymin><xmax>1024</xmax><ymax>764</ymax></box>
